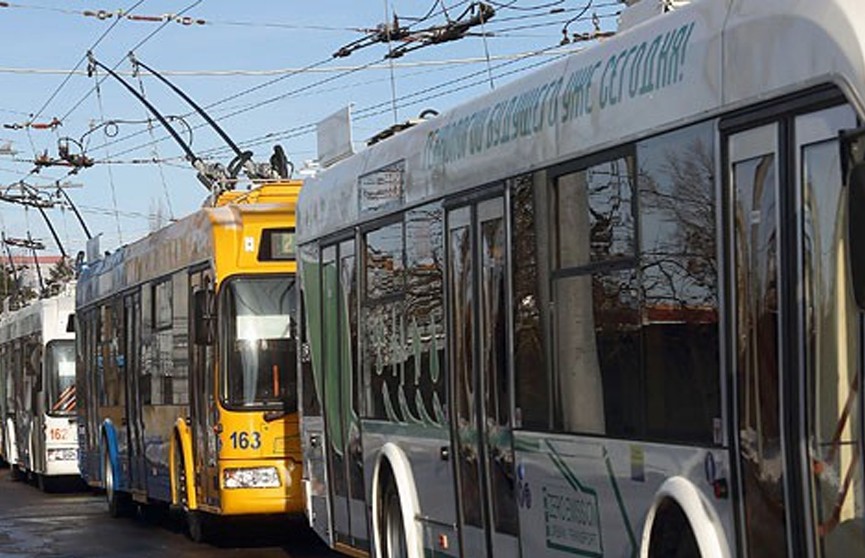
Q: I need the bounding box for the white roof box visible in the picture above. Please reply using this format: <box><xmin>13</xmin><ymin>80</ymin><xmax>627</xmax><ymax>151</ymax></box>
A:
<box><xmin>618</xmin><ymin>0</ymin><xmax>691</xmax><ymax>32</ymax></box>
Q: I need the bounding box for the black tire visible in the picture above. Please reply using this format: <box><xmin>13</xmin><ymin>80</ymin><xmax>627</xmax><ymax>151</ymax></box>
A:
<box><xmin>9</xmin><ymin>464</ymin><xmax>25</xmax><ymax>482</ymax></box>
<box><xmin>37</xmin><ymin>474</ymin><xmax>55</xmax><ymax>493</ymax></box>
<box><xmin>102</xmin><ymin>443</ymin><xmax>130</xmax><ymax>517</ymax></box>
<box><xmin>187</xmin><ymin>510</ymin><xmax>209</xmax><ymax>543</ymax></box>
<box><xmin>174</xmin><ymin>440</ymin><xmax>208</xmax><ymax>543</ymax></box>
<box><xmin>648</xmin><ymin>499</ymin><xmax>701</xmax><ymax>558</ymax></box>
<box><xmin>380</xmin><ymin>478</ymin><xmax>408</xmax><ymax>558</ymax></box>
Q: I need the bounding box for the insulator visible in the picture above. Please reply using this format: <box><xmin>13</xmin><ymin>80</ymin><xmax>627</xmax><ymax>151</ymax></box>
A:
<box><xmin>127</xmin><ymin>14</ymin><xmax>163</xmax><ymax>22</ymax></box>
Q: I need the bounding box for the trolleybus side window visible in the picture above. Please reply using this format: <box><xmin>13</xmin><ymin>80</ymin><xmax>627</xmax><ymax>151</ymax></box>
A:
<box><xmin>511</xmin><ymin>173</ymin><xmax>552</xmax><ymax>430</ymax></box>
<box><xmin>148</xmin><ymin>279</ymin><xmax>174</xmax><ymax>405</ymax></box>
<box><xmin>170</xmin><ymin>274</ymin><xmax>189</xmax><ymax>405</ymax></box>
<box><xmin>363</xmin><ymin>221</ymin><xmax>406</xmax><ymax>421</ymax></box>
<box><xmin>552</xmin><ymin>152</ymin><xmax>637</xmax><ymax>436</ymax></box>
<box><xmin>405</xmin><ymin>204</ymin><xmax>446</xmax><ymax>426</ymax></box>
<box><xmin>637</xmin><ymin>121</ymin><xmax>720</xmax><ymax>444</ymax></box>
<box><xmin>535</xmin><ymin>121</ymin><xmax>720</xmax><ymax>443</ymax></box>
<box><xmin>99</xmin><ymin>304</ymin><xmax>122</xmax><ymax>407</ymax></box>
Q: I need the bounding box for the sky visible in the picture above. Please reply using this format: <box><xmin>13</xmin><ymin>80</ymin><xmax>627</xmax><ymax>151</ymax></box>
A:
<box><xmin>0</xmin><ymin>0</ymin><xmax>620</xmax><ymax>262</ymax></box>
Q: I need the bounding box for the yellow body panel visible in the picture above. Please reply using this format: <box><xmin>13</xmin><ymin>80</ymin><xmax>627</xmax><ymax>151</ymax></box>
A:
<box><xmin>218</xmin><ymin>455</ymin><xmax>304</xmax><ymax>515</ymax></box>
<box><xmin>194</xmin><ymin>181</ymin><xmax>302</xmax><ymax>516</ymax></box>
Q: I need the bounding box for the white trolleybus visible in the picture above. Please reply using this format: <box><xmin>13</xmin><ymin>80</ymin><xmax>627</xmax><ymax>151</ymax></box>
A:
<box><xmin>0</xmin><ymin>287</ymin><xmax>78</xmax><ymax>491</ymax></box>
<box><xmin>296</xmin><ymin>0</ymin><xmax>865</xmax><ymax>556</ymax></box>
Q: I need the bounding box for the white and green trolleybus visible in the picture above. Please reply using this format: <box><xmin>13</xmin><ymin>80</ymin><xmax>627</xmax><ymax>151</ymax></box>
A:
<box><xmin>0</xmin><ymin>287</ymin><xmax>78</xmax><ymax>491</ymax></box>
<box><xmin>296</xmin><ymin>0</ymin><xmax>865</xmax><ymax>556</ymax></box>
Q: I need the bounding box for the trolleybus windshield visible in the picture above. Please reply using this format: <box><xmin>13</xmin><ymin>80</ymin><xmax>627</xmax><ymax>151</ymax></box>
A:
<box><xmin>46</xmin><ymin>340</ymin><xmax>76</xmax><ymax>416</ymax></box>
<box><xmin>220</xmin><ymin>276</ymin><xmax>297</xmax><ymax>410</ymax></box>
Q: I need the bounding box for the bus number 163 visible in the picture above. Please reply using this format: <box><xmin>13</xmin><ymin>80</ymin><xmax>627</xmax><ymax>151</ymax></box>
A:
<box><xmin>229</xmin><ymin>431</ymin><xmax>261</xmax><ymax>450</ymax></box>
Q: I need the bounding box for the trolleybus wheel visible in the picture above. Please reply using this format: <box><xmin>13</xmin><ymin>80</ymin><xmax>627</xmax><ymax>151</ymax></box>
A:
<box><xmin>37</xmin><ymin>473</ymin><xmax>55</xmax><ymax>493</ymax></box>
<box><xmin>174</xmin><ymin>439</ymin><xmax>209</xmax><ymax>543</ymax></box>
<box><xmin>648</xmin><ymin>498</ymin><xmax>701</xmax><ymax>558</ymax></box>
<box><xmin>187</xmin><ymin>510</ymin><xmax>209</xmax><ymax>543</ymax></box>
<box><xmin>380</xmin><ymin>479</ymin><xmax>408</xmax><ymax>558</ymax></box>
<box><xmin>102</xmin><ymin>443</ymin><xmax>130</xmax><ymax>517</ymax></box>
<box><xmin>9</xmin><ymin>464</ymin><xmax>25</xmax><ymax>482</ymax></box>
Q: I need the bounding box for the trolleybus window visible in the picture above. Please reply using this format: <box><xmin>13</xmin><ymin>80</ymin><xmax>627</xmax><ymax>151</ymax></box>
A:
<box><xmin>363</xmin><ymin>221</ymin><xmax>406</xmax><ymax>421</ymax></box>
<box><xmin>541</xmin><ymin>122</ymin><xmax>720</xmax><ymax>442</ymax></box>
<box><xmin>637</xmin><ymin>122</ymin><xmax>719</xmax><ymax>444</ymax></box>
<box><xmin>405</xmin><ymin>204</ymin><xmax>445</xmax><ymax>426</ymax></box>
<box><xmin>46</xmin><ymin>340</ymin><xmax>76</xmax><ymax>416</ymax></box>
<box><xmin>512</xmin><ymin>173</ymin><xmax>551</xmax><ymax>430</ymax></box>
<box><xmin>221</xmin><ymin>276</ymin><xmax>297</xmax><ymax>409</ymax></box>
<box><xmin>552</xmin><ymin>153</ymin><xmax>637</xmax><ymax>436</ymax></box>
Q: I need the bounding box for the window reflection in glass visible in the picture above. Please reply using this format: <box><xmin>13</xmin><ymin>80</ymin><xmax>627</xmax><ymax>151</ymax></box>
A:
<box><xmin>46</xmin><ymin>340</ymin><xmax>76</xmax><ymax>416</ymax></box>
<box><xmin>405</xmin><ymin>204</ymin><xmax>446</xmax><ymax>426</ymax></box>
<box><xmin>733</xmin><ymin>153</ymin><xmax>788</xmax><ymax>557</ymax></box>
<box><xmin>638</xmin><ymin>122</ymin><xmax>719</xmax><ymax>444</ymax></box>
<box><xmin>556</xmin><ymin>156</ymin><xmax>634</xmax><ymax>268</ymax></box>
<box><xmin>366</xmin><ymin>223</ymin><xmax>404</xmax><ymax>300</ymax></box>
<box><xmin>552</xmin><ymin>154</ymin><xmax>635</xmax><ymax>435</ymax></box>
<box><xmin>802</xmin><ymin>137</ymin><xmax>865</xmax><ymax>557</ymax></box>
<box><xmin>511</xmin><ymin>174</ymin><xmax>549</xmax><ymax>430</ymax></box>
<box><xmin>221</xmin><ymin>276</ymin><xmax>297</xmax><ymax>410</ymax></box>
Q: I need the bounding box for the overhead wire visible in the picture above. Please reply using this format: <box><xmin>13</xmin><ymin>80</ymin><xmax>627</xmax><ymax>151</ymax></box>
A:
<box><xmin>91</xmin><ymin>71</ymin><xmax>123</xmax><ymax>246</ymax></box>
<box><xmin>75</xmin><ymin>0</ymin><xmax>491</xmax><ymax>155</ymax></box>
<box><xmin>58</xmin><ymin>0</ymin><xmax>204</xmax><ymax>125</ymax></box>
<box><xmin>384</xmin><ymin>0</ymin><xmax>400</xmax><ymax>123</ymax></box>
<box><xmin>56</xmin><ymin>0</ymin><xmax>616</xmax><ymax>173</ymax></box>
<box><xmin>134</xmin><ymin>68</ymin><xmax>175</xmax><ymax>220</ymax></box>
<box><xmin>29</xmin><ymin>0</ymin><xmax>148</xmax><ymax>126</ymax></box>
<box><xmin>200</xmin><ymin>41</ymin><xmax>575</xmax><ymax>158</ymax></box>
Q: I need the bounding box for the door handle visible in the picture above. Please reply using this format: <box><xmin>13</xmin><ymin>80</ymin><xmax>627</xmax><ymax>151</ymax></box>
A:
<box><xmin>440</xmin><ymin>446</ymin><xmax>450</xmax><ymax>461</ymax></box>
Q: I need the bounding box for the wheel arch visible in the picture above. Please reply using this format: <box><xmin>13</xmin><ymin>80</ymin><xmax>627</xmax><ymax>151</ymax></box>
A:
<box><xmin>171</xmin><ymin>417</ymin><xmax>197</xmax><ymax>510</ymax></box>
<box><xmin>371</xmin><ymin>442</ymin><xmax>424</xmax><ymax>558</ymax></box>
<box><xmin>639</xmin><ymin>476</ymin><xmax>731</xmax><ymax>558</ymax></box>
<box><xmin>100</xmin><ymin>418</ymin><xmax>121</xmax><ymax>488</ymax></box>
<box><xmin>4</xmin><ymin>417</ymin><xmax>18</xmax><ymax>465</ymax></box>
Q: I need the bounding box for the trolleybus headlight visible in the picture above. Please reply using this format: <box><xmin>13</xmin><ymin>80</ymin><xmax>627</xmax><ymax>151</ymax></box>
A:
<box><xmin>47</xmin><ymin>448</ymin><xmax>77</xmax><ymax>461</ymax></box>
<box><xmin>222</xmin><ymin>466</ymin><xmax>281</xmax><ymax>489</ymax></box>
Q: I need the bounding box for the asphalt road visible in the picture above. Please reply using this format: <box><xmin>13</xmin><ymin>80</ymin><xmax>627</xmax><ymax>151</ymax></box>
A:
<box><xmin>0</xmin><ymin>466</ymin><xmax>343</xmax><ymax>558</ymax></box>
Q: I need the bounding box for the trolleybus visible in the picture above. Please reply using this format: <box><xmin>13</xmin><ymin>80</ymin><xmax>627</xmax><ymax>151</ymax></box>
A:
<box><xmin>0</xmin><ymin>286</ymin><xmax>78</xmax><ymax>492</ymax></box>
<box><xmin>76</xmin><ymin>181</ymin><xmax>303</xmax><ymax>540</ymax></box>
<box><xmin>296</xmin><ymin>0</ymin><xmax>865</xmax><ymax>556</ymax></box>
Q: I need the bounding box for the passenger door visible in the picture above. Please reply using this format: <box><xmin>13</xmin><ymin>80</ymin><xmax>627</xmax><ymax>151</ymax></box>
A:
<box><xmin>728</xmin><ymin>121</ymin><xmax>791</xmax><ymax>556</ymax></box>
<box><xmin>322</xmin><ymin>240</ymin><xmax>369</xmax><ymax>550</ymax></box>
<box><xmin>795</xmin><ymin>105</ymin><xmax>863</xmax><ymax>558</ymax></box>
<box><xmin>189</xmin><ymin>270</ymin><xmax>216</xmax><ymax>507</ymax></box>
<box><xmin>123</xmin><ymin>292</ymin><xmax>146</xmax><ymax>495</ymax></box>
<box><xmin>447</xmin><ymin>196</ymin><xmax>519</xmax><ymax>558</ymax></box>
<box><xmin>727</xmin><ymin>99</ymin><xmax>865</xmax><ymax>557</ymax></box>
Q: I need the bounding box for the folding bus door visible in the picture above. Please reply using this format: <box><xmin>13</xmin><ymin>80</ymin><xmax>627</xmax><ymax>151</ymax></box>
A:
<box><xmin>728</xmin><ymin>99</ymin><xmax>865</xmax><ymax>557</ymax></box>
<box><xmin>447</xmin><ymin>196</ymin><xmax>519</xmax><ymax>558</ymax></box>
<box><xmin>123</xmin><ymin>292</ymin><xmax>146</xmax><ymax>496</ymax></box>
<box><xmin>322</xmin><ymin>239</ymin><xmax>369</xmax><ymax>551</ymax></box>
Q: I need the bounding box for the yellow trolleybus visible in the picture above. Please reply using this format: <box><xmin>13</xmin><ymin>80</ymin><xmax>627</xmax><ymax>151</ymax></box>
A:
<box><xmin>76</xmin><ymin>181</ymin><xmax>303</xmax><ymax>541</ymax></box>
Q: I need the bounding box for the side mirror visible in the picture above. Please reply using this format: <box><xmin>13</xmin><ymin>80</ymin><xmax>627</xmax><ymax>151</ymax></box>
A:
<box><xmin>193</xmin><ymin>289</ymin><xmax>215</xmax><ymax>346</ymax></box>
<box><xmin>66</xmin><ymin>313</ymin><xmax>75</xmax><ymax>333</ymax></box>
<box><xmin>844</xmin><ymin>128</ymin><xmax>865</xmax><ymax>310</ymax></box>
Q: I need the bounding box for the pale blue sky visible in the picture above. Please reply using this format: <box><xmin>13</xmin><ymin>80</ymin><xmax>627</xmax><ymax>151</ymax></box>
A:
<box><xmin>0</xmin><ymin>0</ymin><xmax>617</xmax><ymax>259</ymax></box>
